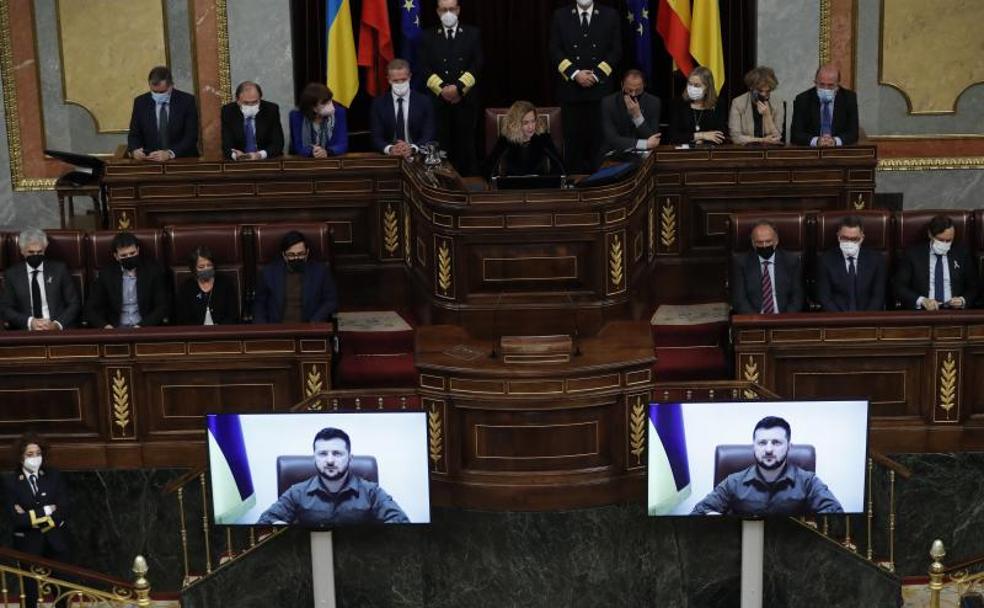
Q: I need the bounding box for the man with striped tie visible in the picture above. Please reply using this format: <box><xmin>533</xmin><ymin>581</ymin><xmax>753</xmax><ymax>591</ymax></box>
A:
<box><xmin>732</xmin><ymin>220</ymin><xmax>804</xmax><ymax>314</ymax></box>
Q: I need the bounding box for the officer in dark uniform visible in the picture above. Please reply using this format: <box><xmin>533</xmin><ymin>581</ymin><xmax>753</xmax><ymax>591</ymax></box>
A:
<box><xmin>419</xmin><ymin>0</ymin><xmax>483</xmax><ymax>176</ymax></box>
<box><xmin>549</xmin><ymin>0</ymin><xmax>622</xmax><ymax>174</ymax></box>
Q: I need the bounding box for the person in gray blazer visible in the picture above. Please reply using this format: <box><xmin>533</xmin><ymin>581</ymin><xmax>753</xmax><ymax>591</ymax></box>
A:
<box><xmin>0</xmin><ymin>228</ymin><xmax>80</xmax><ymax>330</ymax></box>
<box><xmin>732</xmin><ymin>220</ymin><xmax>804</xmax><ymax>314</ymax></box>
<box><xmin>729</xmin><ymin>66</ymin><xmax>785</xmax><ymax>145</ymax></box>
<box><xmin>597</xmin><ymin>69</ymin><xmax>661</xmax><ymax>165</ymax></box>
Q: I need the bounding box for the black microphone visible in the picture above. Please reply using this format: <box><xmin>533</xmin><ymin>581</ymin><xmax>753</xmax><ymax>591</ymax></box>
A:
<box><xmin>566</xmin><ymin>290</ymin><xmax>582</xmax><ymax>357</ymax></box>
<box><xmin>490</xmin><ymin>290</ymin><xmax>504</xmax><ymax>359</ymax></box>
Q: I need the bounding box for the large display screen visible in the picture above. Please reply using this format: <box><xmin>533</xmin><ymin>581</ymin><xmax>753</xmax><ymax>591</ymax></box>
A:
<box><xmin>206</xmin><ymin>412</ymin><xmax>430</xmax><ymax>527</ymax></box>
<box><xmin>647</xmin><ymin>400</ymin><xmax>869</xmax><ymax>517</ymax></box>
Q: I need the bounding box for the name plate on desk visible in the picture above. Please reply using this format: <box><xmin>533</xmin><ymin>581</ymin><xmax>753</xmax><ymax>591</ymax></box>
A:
<box><xmin>500</xmin><ymin>335</ymin><xmax>573</xmax><ymax>364</ymax></box>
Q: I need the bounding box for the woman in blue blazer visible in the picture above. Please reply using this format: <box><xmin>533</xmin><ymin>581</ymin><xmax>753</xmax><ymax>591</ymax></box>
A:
<box><xmin>289</xmin><ymin>82</ymin><xmax>348</xmax><ymax>157</ymax></box>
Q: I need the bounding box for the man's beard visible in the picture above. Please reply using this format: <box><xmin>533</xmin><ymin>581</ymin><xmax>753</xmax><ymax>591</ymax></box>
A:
<box><xmin>756</xmin><ymin>454</ymin><xmax>786</xmax><ymax>471</ymax></box>
<box><xmin>319</xmin><ymin>465</ymin><xmax>348</xmax><ymax>481</ymax></box>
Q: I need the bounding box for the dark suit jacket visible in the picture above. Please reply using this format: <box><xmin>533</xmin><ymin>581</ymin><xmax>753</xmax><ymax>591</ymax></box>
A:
<box><xmin>252</xmin><ymin>260</ymin><xmax>338</xmax><ymax>324</ymax></box>
<box><xmin>84</xmin><ymin>259</ymin><xmax>171</xmax><ymax>328</ymax></box>
<box><xmin>369</xmin><ymin>90</ymin><xmax>437</xmax><ymax>152</ymax></box>
<box><xmin>419</xmin><ymin>24</ymin><xmax>483</xmax><ymax>102</ymax></box>
<box><xmin>893</xmin><ymin>243</ymin><xmax>979</xmax><ymax>309</ymax></box>
<box><xmin>816</xmin><ymin>247</ymin><xmax>886</xmax><ymax>312</ymax></box>
<box><xmin>221</xmin><ymin>100</ymin><xmax>285</xmax><ymax>159</ymax></box>
<box><xmin>174</xmin><ymin>274</ymin><xmax>239</xmax><ymax>325</ymax></box>
<box><xmin>126</xmin><ymin>89</ymin><xmax>199</xmax><ymax>157</ymax></box>
<box><xmin>549</xmin><ymin>4</ymin><xmax>621</xmax><ymax>103</ymax></box>
<box><xmin>790</xmin><ymin>87</ymin><xmax>859</xmax><ymax>146</ymax></box>
<box><xmin>732</xmin><ymin>249</ymin><xmax>804</xmax><ymax>314</ymax></box>
<box><xmin>2</xmin><ymin>467</ymin><xmax>70</xmax><ymax>556</ymax></box>
<box><xmin>485</xmin><ymin>133</ymin><xmax>565</xmax><ymax>180</ymax></box>
<box><xmin>598</xmin><ymin>91</ymin><xmax>661</xmax><ymax>162</ymax></box>
<box><xmin>0</xmin><ymin>261</ymin><xmax>80</xmax><ymax>328</ymax></box>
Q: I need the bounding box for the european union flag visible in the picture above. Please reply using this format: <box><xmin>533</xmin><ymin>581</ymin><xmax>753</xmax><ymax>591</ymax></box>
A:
<box><xmin>627</xmin><ymin>0</ymin><xmax>654</xmax><ymax>80</ymax></box>
<box><xmin>399</xmin><ymin>0</ymin><xmax>422</xmax><ymax>74</ymax></box>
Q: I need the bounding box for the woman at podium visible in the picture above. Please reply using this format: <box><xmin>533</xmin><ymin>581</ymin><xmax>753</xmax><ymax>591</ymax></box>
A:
<box><xmin>485</xmin><ymin>101</ymin><xmax>565</xmax><ymax>180</ymax></box>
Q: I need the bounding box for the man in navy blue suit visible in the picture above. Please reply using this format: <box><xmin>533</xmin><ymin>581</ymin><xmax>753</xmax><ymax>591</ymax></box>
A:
<box><xmin>253</xmin><ymin>231</ymin><xmax>338</xmax><ymax>324</ymax></box>
<box><xmin>369</xmin><ymin>59</ymin><xmax>436</xmax><ymax>157</ymax></box>
<box><xmin>127</xmin><ymin>66</ymin><xmax>199</xmax><ymax>161</ymax></box>
<box><xmin>816</xmin><ymin>215</ymin><xmax>886</xmax><ymax>311</ymax></box>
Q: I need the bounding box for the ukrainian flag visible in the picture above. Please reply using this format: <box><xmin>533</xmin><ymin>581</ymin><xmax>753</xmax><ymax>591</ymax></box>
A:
<box><xmin>327</xmin><ymin>0</ymin><xmax>359</xmax><ymax>108</ymax></box>
<box><xmin>207</xmin><ymin>414</ymin><xmax>256</xmax><ymax>524</ymax></box>
<box><xmin>647</xmin><ymin>403</ymin><xmax>692</xmax><ymax>515</ymax></box>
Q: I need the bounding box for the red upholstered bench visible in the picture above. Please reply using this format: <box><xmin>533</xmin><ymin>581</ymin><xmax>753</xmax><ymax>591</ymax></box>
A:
<box><xmin>650</xmin><ymin>303</ymin><xmax>730</xmax><ymax>381</ymax></box>
<box><xmin>335</xmin><ymin>311</ymin><xmax>417</xmax><ymax>388</ymax></box>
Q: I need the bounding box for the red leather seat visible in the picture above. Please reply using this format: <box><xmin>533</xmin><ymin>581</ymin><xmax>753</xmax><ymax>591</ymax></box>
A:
<box><xmin>253</xmin><ymin>223</ymin><xmax>332</xmax><ymax>266</ymax></box>
<box><xmin>88</xmin><ymin>229</ymin><xmax>166</xmax><ymax>281</ymax></box>
<box><xmin>894</xmin><ymin>210</ymin><xmax>971</xmax><ymax>253</ymax></box>
<box><xmin>816</xmin><ymin>210</ymin><xmax>892</xmax><ymax>309</ymax></box>
<box><xmin>165</xmin><ymin>224</ymin><xmax>245</xmax><ymax>321</ymax></box>
<box><xmin>8</xmin><ymin>230</ymin><xmax>88</xmax><ymax>305</ymax></box>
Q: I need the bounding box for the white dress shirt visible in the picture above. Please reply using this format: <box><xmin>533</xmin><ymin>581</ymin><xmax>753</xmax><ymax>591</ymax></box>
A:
<box><xmin>25</xmin><ymin>262</ymin><xmax>53</xmax><ymax>329</ymax></box>
<box><xmin>383</xmin><ymin>91</ymin><xmax>417</xmax><ymax>155</ymax></box>
<box><xmin>917</xmin><ymin>246</ymin><xmax>953</xmax><ymax>308</ymax></box>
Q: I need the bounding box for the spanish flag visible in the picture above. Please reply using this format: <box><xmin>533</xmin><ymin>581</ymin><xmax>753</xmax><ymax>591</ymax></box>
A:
<box><xmin>656</xmin><ymin>0</ymin><xmax>694</xmax><ymax>75</ymax></box>
<box><xmin>690</xmin><ymin>0</ymin><xmax>725</xmax><ymax>93</ymax></box>
<box><xmin>326</xmin><ymin>0</ymin><xmax>359</xmax><ymax>108</ymax></box>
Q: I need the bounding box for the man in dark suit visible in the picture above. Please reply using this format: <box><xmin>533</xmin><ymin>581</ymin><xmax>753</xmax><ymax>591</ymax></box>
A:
<box><xmin>253</xmin><ymin>231</ymin><xmax>338</xmax><ymax>324</ymax></box>
<box><xmin>127</xmin><ymin>65</ymin><xmax>199</xmax><ymax>160</ymax></box>
<box><xmin>221</xmin><ymin>81</ymin><xmax>284</xmax><ymax>160</ymax></box>
<box><xmin>790</xmin><ymin>63</ymin><xmax>859</xmax><ymax>147</ymax></box>
<box><xmin>597</xmin><ymin>69</ymin><xmax>661</xmax><ymax>165</ymax></box>
<box><xmin>2</xmin><ymin>433</ymin><xmax>71</xmax><ymax>608</ymax></box>
<box><xmin>0</xmin><ymin>228</ymin><xmax>80</xmax><ymax>330</ymax></box>
<box><xmin>732</xmin><ymin>220</ymin><xmax>804</xmax><ymax>314</ymax></box>
<box><xmin>894</xmin><ymin>215</ymin><xmax>979</xmax><ymax>311</ymax></box>
<box><xmin>549</xmin><ymin>0</ymin><xmax>621</xmax><ymax>173</ymax></box>
<box><xmin>85</xmin><ymin>232</ymin><xmax>170</xmax><ymax>328</ymax></box>
<box><xmin>419</xmin><ymin>0</ymin><xmax>483</xmax><ymax>175</ymax></box>
<box><xmin>370</xmin><ymin>59</ymin><xmax>436</xmax><ymax>157</ymax></box>
<box><xmin>816</xmin><ymin>215</ymin><xmax>886</xmax><ymax>311</ymax></box>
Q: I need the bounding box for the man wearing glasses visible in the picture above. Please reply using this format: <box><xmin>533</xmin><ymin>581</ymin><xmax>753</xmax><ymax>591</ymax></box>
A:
<box><xmin>253</xmin><ymin>231</ymin><xmax>338</xmax><ymax>324</ymax></box>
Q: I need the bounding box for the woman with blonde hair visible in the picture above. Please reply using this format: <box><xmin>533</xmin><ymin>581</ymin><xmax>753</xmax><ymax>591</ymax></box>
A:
<box><xmin>485</xmin><ymin>101</ymin><xmax>565</xmax><ymax>180</ymax></box>
<box><xmin>667</xmin><ymin>66</ymin><xmax>727</xmax><ymax>145</ymax></box>
<box><xmin>729</xmin><ymin>66</ymin><xmax>785</xmax><ymax>145</ymax></box>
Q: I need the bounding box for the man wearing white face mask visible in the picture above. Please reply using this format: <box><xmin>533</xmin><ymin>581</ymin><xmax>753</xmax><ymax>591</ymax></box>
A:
<box><xmin>2</xmin><ymin>434</ymin><xmax>71</xmax><ymax>608</ymax></box>
<box><xmin>369</xmin><ymin>59</ymin><xmax>436</xmax><ymax>157</ymax></box>
<box><xmin>895</xmin><ymin>215</ymin><xmax>979</xmax><ymax>311</ymax></box>
<box><xmin>419</xmin><ymin>0</ymin><xmax>482</xmax><ymax>175</ymax></box>
<box><xmin>549</xmin><ymin>0</ymin><xmax>622</xmax><ymax>173</ymax></box>
<box><xmin>127</xmin><ymin>66</ymin><xmax>199</xmax><ymax>161</ymax></box>
<box><xmin>816</xmin><ymin>216</ymin><xmax>886</xmax><ymax>312</ymax></box>
<box><xmin>790</xmin><ymin>63</ymin><xmax>859</xmax><ymax>147</ymax></box>
<box><xmin>221</xmin><ymin>81</ymin><xmax>285</xmax><ymax>161</ymax></box>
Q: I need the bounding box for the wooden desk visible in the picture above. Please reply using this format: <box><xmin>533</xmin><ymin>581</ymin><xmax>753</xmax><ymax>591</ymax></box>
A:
<box><xmin>0</xmin><ymin>324</ymin><xmax>333</xmax><ymax>468</ymax></box>
<box><xmin>732</xmin><ymin>311</ymin><xmax>984</xmax><ymax>452</ymax></box>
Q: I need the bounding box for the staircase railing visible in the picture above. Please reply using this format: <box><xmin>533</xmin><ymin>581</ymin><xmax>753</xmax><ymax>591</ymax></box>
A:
<box><xmin>926</xmin><ymin>539</ymin><xmax>984</xmax><ymax>607</ymax></box>
<box><xmin>0</xmin><ymin>547</ymin><xmax>153</xmax><ymax>606</ymax></box>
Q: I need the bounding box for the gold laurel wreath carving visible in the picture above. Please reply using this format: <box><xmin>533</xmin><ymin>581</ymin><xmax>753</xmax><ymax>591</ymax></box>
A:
<box><xmin>383</xmin><ymin>204</ymin><xmax>399</xmax><ymax>255</ymax></box>
<box><xmin>117</xmin><ymin>212</ymin><xmax>132</xmax><ymax>230</ymax></box>
<box><xmin>305</xmin><ymin>366</ymin><xmax>324</xmax><ymax>397</ymax></box>
<box><xmin>742</xmin><ymin>357</ymin><xmax>760</xmax><ymax>399</ymax></box>
<box><xmin>437</xmin><ymin>241</ymin><xmax>452</xmax><ymax>293</ymax></box>
<box><xmin>660</xmin><ymin>199</ymin><xmax>677</xmax><ymax>248</ymax></box>
<box><xmin>428</xmin><ymin>403</ymin><xmax>443</xmax><ymax>468</ymax></box>
<box><xmin>609</xmin><ymin>235</ymin><xmax>624</xmax><ymax>288</ymax></box>
<box><xmin>629</xmin><ymin>397</ymin><xmax>646</xmax><ymax>465</ymax></box>
<box><xmin>938</xmin><ymin>353</ymin><xmax>957</xmax><ymax>413</ymax></box>
<box><xmin>112</xmin><ymin>370</ymin><xmax>131</xmax><ymax>434</ymax></box>
<box><xmin>853</xmin><ymin>193</ymin><xmax>866</xmax><ymax>210</ymax></box>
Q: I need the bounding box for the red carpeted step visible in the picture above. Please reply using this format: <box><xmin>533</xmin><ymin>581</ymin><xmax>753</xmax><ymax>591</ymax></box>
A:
<box><xmin>337</xmin><ymin>352</ymin><xmax>417</xmax><ymax>388</ymax></box>
<box><xmin>652</xmin><ymin>346</ymin><xmax>729</xmax><ymax>381</ymax></box>
<box><xmin>335</xmin><ymin>311</ymin><xmax>416</xmax><ymax>388</ymax></box>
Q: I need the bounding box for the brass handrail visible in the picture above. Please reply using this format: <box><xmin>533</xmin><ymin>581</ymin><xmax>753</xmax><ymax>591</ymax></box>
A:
<box><xmin>868</xmin><ymin>449</ymin><xmax>913</xmax><ymax>480</ymax></box>
<box><xmin>0</xmin><ymin>551</ymin><xmax>152</xmax><ymax>607</ymax></box>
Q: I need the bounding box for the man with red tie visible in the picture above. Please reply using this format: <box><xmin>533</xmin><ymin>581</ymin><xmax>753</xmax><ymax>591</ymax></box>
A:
<box><xmin>732</xmin><ymin>220</ymin><xmax>805</xmax><ymax>314</ymax></box>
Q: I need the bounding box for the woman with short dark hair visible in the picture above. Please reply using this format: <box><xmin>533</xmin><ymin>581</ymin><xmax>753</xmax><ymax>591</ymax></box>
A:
<box><xmin>289</xmin><ymin>82</ymin><xmax>349</xmax><ymax>157</ymax></box>
<box><xmin>174</xmin><ymin>246</ymin><xmax>239</xmax><ymax>325</ymax></box>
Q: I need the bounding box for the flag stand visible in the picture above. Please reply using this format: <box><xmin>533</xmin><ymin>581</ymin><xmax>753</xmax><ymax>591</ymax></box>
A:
<box><xmin>740</xmin><ymin>520</ymin><xmax>765</xmax><ymax>608</ymax></box>
<box><xmin>311</xmin><ymin>531</ymin><xmax>337</xmax><ymax>607</ymax></box>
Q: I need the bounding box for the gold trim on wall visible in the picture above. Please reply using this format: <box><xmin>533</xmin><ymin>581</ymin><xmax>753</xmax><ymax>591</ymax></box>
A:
<box><xmin>878</xmin><ymin>158</ymin><xmax>984</xmax><ymax>171</ymax></box>
<box><xmin>215</xmin><ymin>0</ymin><xmax>232</xmax><ymax>104</ymax></box>
<box><xmin>819</xmin><ymin>0</ymin><xmax>831</xmax><ymax>65</ymax></box>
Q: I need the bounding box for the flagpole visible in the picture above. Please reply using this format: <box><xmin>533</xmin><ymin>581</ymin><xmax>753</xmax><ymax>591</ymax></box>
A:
<box><xmin>311</xmin><ymin>531</ymin><xmax>337</xmax><ymax>607</ymax></box>
<box><xmin>740</xmin><ymin>520</ymin><xmax>765</xmax><ymax>608</ymax></box>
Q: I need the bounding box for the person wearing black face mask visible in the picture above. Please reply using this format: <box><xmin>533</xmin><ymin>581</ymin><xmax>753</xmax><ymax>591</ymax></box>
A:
<box><xmin>84</xmin><ymin>232</ymin><xmax>170</xmax><ymax>328</ymax></box>
<box><xmin>597</xmin><ymin>69</ymin><xmax>661</xmax><ymax>165</ymax></box>
<box><xmin>0</xmin><ymin>228</ymin><xmax>80</xmax><ymax>330</ymax></box>
<box><xmin>174</xmin><ymin>246</ymin><xmax>239</xmax><ymax>325</ymax></box>
<box><xmin>252</xmin><ymin>231</ymin><xmax>338</xmax><ymax>324</ymax></box>
<box><xmin>732</xmin><ymin>220</ymin><xmax>804</xmax><ymax>314</ymax></box>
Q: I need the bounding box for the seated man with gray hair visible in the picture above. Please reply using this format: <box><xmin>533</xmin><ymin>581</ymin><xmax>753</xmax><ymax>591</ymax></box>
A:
<box><xmin>0</xmin><ymin>228</ymin><xmax>80</xmax><ymax>330</ymax></box>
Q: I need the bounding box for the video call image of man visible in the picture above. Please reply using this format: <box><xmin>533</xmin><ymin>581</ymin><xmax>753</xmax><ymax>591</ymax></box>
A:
<box><xmin>597</xmin><ymin>69</ymin><xmax>661</xmax><ymax>165</ymax></box>
<box><xmin>221</xmin><ymin>81</ymin><xmax>285</xmax><ymax>161</ymax></box>
<box><xmin>691</xmin><ymin>416</ymin><xmax>844</xmax><ymax>516</ymax></box>
<box><xmin>790</xmin><ymin>63</ymin><xmax>859</xmax><ymax>147</ymax></box>
<box><xmin>816</xmin><ymin>215</ymin><xmax>887</xmax><ymax>312</ymax></box>
<box><xmin>370</xmin><ymin>59</ymin><xmax>437</xmax><ymax>158</ymax></box>
<box><xmin>731</xmin><ymin>220</ymin><xmax>804</xmax><ymax>314</ymax></box>
<box><xmin>894</xmin><ymin>215</ymin><xmax>979</xmax><ymax>311</ymax></box>
<box><xmin>84</xmin><ymin>232</ymin><xmax>170</xmax><ymax>329</ymax></box>
<box><xmin>0</xmin><ymin>229</ymin><xmax>80</xmax><ymax>330</ymax></box>
<box><xmin>258</xmin><ymin>427</ymin><xmax>409</xmax><ymax>526</ymax></box>
<box><xmin>127</xmin><ymin>66</ymin><xmax>200</xmax><ymax>161</ymax></box>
